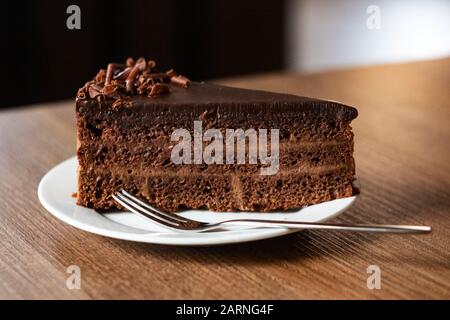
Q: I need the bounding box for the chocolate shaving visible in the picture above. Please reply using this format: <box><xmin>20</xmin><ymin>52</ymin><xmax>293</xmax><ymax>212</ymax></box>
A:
<box><xmin>113</xmin><ymin>67</ymin><xmax>132</xmax><ymax>81</ymax></box>
<box><xmin>126</xmin><ymin>57</ymin><xmax>135</xmax><ymax>67</ymax></box>
<box><xmin>105</xmin><ymin>64</ymin><xmax>114</xmax><ymax>86</ymax></box>
<box><xmin>149</xmin><ymin>83</ymin><xmax>170</xmax><ymax>96</ymax></box>
<box><xmin>166</xmin><ymin>69</ymin><xmax>177</xmax><ymax>78</ymax></box>
<box><xmin>76</xmin><ymin>89</ymin><xmax>86</xmax><ymax>100</ymax></box>
<box><xmin>112</xmin><ymin>98</ymin><xmax>123</xmax><ymax>109</ymax></box>
<box><xmin>105</xmin><ymin>63</ymin><xmax>125</xmax><ymax>86</ymax></box>
<box><xmin>126</xmin><ymin>58</ymin><xmax>147</xmax><ymax>92</ymax></box>
<box><xmin>102</xmin><ymin>84</ymin><xmax>121</xmax><ymax>99</ymax></box>
<box><xmin>112</xmin><ymin>98</ymin><xmax>132</xmax><ymax>109</ymax></box>
<box><xmin>137</xmin><ymin>83</ymin><xmax>149</xmax><ymax>95</ymax></box>
<box><xmin>95</xmin><ymin>69</ymin><xmax>106</xmax><ymax>84</ymax></box>
<box><xmin>171</xmin><ymin>75</ymin><xmax>190</xmax><ymax>88</ymax></box>
<box><xmin>88</xmin><ymin>84</ymin><xmax>103</xmax><ymax>99</ymax></box>
<box><xmin>77</xmin><ymin>57</ymin><xmax>190</xmax><ymax>104</ymax></box>
<box><xmin>145</xmin><ymin>72</ymin><xmax>170</xmax><ymax>82</ymax></box>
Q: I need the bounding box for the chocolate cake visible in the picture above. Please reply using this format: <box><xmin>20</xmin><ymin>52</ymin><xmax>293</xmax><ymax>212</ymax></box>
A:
<box><xmin>76</xmin><ymin>58</ymin><xmax>358</xmax><ymax>212</ymax></box>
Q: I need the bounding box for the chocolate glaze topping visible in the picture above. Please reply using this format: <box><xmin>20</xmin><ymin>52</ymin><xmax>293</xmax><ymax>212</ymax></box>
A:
<box><xmin>76</xmin><ymin>58</ymin><xmax>357</xmax><ymax>121</ymax></box>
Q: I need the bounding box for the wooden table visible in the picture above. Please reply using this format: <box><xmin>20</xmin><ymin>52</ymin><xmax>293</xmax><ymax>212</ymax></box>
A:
<box><xmin>1</xmin><ymin>59</ymin><xmax>449</xmax><ymax>299</ymax></box>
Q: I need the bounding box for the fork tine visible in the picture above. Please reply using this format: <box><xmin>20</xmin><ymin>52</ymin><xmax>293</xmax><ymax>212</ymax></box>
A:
<box><xmin>112</xmin><ymin>193</ymin><xmax>181</xmax><ymax>228</ymax></box>
<box><xmin>120</xmin><ymin>190</ymin><xmax>189</xmax><ymax>223</ymax></box>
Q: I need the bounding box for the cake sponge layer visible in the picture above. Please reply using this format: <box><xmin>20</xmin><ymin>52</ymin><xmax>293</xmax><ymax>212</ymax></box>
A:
<box><xmin>77</xmin><ymin>168</ymin><xmax>354</xmax><ymax>212</ymax></box>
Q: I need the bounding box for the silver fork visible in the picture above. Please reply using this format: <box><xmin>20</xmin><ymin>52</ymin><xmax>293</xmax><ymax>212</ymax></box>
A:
<box><xmin>112</xmin><ymin>190</ymin><xmax>431</xmax><ymax>234</ymax></box>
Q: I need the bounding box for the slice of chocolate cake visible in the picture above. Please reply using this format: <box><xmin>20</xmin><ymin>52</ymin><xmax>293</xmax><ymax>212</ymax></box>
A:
<box><xmin>76</xmin><ymin>58</ymin><xmax>358</xmax><ymax>212</ymax></box>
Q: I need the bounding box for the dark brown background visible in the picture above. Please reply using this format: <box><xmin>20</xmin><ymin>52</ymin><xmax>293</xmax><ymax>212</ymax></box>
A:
<box><xmin>1</xmin><ymin>0</ymin><xmax>285</xmax><ymax>108</ymax></box>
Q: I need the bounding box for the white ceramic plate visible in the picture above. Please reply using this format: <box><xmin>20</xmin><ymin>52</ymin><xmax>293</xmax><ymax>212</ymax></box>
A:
<box><xmin>38</xmin><ymin>157</ymin><xmax>357</xmax><ymax>246</ymax></box>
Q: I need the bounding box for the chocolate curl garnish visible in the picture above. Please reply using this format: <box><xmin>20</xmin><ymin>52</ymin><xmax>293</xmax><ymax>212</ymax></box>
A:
<box><xmin>148</xmin><ymin>60</ymin><xmax>156</xmax><ymax>69</ymax></box>
<box><xmin>88</xmin><ymin>84</ymin><xmax>103</xmax><ymax>99</ymax></box>
<box><xmin>148</xmin><ymin>83</ymin><xmax>170</xmax><ymax>97</ymax></box>
<box><xmin>137</xmin><ymin>83</ymin><xmax>149</xmax><ymax>95</ymax></box>
<box><xmin>105</xmin><ymin>63</ymin><xmax>115</xmax><ymax>86</ymax></box>
<box><xmin>166</xmin><ymin>69</ymin><xmax>177</xmax><ymax>78</ymax></box>
<box><xmin>76</xmin><ymin>80</ymin><xmax>93</xmax><ymax>100</ymax></box>
<box><xmin>76</xmin><ymin>89</ymin><xmax>86</xmax><ymax>100</ymax></box>
<box><xmin>138</xmin><ymin>74</ymin><xmax>150</xmax><ymax>85</ymax></box>
<box><xmin>112</xmin><ymin>98</ymin><xmax>132</xmax><ymax>109</ymax></box>
<box><xmin>102</xmin><ymin>84</ymin><xmax>121</xmax><ymax>99</ymax></box>
<box><xmin>105</xmin><ymin>63</ymin><xmax>125</xmax><ymax>86</ymax></box>
<box><xmin>80</xmin><ymin>80</ymin><xmax>94</xmax><ymax>91</ymax></box>
<box><xmin>112</xmin><ymin>98</ymin><xmax>123</xmax><ymax>109</ymax></box>
<box><xmin>126</xmin><ymin>57</ymin><xmax>135</xmax><ymax>67</ymax></box>
<box><xmin>80</xmin><ymin>57</ymin><xmax>190</xmax><ymax>102</ymax></box>
<box><xmin>114</xmin><ymin>67</ymin><xmax>132</xmax><ymax>81</ymax></box>
<box><xmin>144</xmin><ymin>72</ymin><xmax>170</xmax><ymax>83</ymax></box>
<box><xmin>171</xmin><ymin>75</ymin><xmax>190</xmax><ymax>88</ymax></box>
<box><xmin>95</xmin><ymin>69</ymin><xmax>106</xmax><ymax>84</ymax></box>
<box><xmin>126</xmin><ymin>58</ymin><xmax>146</xmax><ymax>93</ymax></box>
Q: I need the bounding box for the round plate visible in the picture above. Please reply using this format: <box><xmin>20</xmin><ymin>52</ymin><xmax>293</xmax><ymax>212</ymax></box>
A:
<box><xmin>38</xmin><ymin>157</ymin><xmax>357</xmax><ymax>246</ymax></box>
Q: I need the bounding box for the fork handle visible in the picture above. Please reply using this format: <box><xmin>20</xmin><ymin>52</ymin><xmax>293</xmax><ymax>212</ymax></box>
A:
<box><xmin>221</xmin><ymin>219</ymin><xmax>431</xmax><ymax>234</ymax></box>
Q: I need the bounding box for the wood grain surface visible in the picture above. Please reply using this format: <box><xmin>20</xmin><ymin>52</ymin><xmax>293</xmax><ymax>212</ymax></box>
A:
<box><xmin>0</xmin><ymin>59</ymin><xmax>449</xmax><ymax>299</ymax></box>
